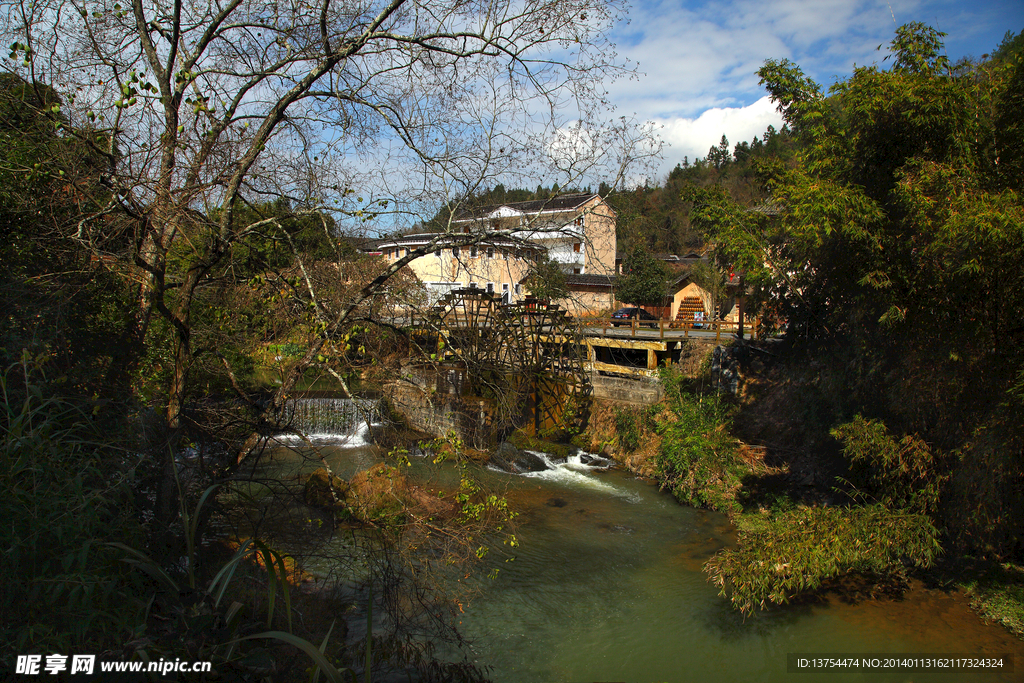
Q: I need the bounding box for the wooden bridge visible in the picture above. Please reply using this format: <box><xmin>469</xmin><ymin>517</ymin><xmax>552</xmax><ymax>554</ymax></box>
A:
<box><xmin>399</xmin><ymin>291</ymin><xmax>759</xmax><ymax>381</ymax></box>
<box><xmin>577</xmin><ymin>317</ymin><xmax>760</xmax><ymax>377</ymax></box>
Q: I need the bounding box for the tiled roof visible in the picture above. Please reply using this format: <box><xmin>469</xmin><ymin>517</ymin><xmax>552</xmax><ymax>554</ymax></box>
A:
<box><xmin>455</xmin><ymin>193</ymin><xmax>598</xmax><ymax>220</ymax></box>
<box><xmin>565</xmin><ymin>273</ymin><xmax>615</xmax><ymax>288</ymax></box>
<box><xmin>362</xmin><ymin>232</ymin><xmax>542</xmax><ymax>251</ymax></box>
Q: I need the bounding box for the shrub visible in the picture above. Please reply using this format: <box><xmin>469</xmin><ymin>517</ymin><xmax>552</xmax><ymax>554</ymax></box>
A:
<box><xmin>704</xmin><ymin>505</ymin><xmax>941</xmax><ymax>614</ymax></box>
<box><xmin>614</xmin><ymin>406</ymin><xmax>653</xmax><ymax>453</ymax></box>
<box><xmin>831</xmin><ymin>415</ymin><xmax>946</xmax><ymax>515</ymax></box>
<box><xmin>1</xmin><ymin>361</ymin><xmax>145</xmax><ymax>664</ymax></box>
<box><xmin>653</xmin><ymin>382</ymin><xmax>744</xmax><ymax>512</ymax></box>
<box><xmin>349</xmin><ymin>464</ymin><xmax>412</xmax><ymax>525</ymax></box>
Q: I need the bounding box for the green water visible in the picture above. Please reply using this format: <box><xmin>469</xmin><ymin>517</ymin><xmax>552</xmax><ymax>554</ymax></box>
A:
<box><xmin>260</xmin><ymin>435</ymin><xmax>1021</xmax><ymax>683</ymax></box>
<box><xmin>437</xmin><ymin>463</ymin><xmax>1021</xmax><ymax>683</ymax></box>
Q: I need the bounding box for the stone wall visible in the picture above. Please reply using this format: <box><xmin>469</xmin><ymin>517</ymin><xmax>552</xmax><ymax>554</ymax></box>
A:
<box><xmin>385</xmin><ymin>378</ymin><xmax>498</xmax><ymax>449</ymax></box>
<box><xmin>591</xmin><ymin>373</ymin><xmax>663</xmax><ymax>404</ymax></box>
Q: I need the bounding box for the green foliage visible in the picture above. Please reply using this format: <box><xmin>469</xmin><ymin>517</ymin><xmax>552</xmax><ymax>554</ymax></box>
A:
<box><xmin>0</xmin><ymin>359</ymin><xmax>145</xmax><ymax>666</ymax></box>
<box><xmin>653</xmin><ymin>365</ymin><xmax>744</xmax><ymax>512</ymax></box>
<box><xmin>887</xmin><ymin>23</ymin><xmax>950</xmax><ymax>75</ymax></box>
<box><xmin>107</xmin><ymin>474</ymin><xmax>360</xmax><ymax>680</ymax></box>
<box><xmin>994</xmin><ymin>55</ymin><xmax>1024</xmax><ymax>189</ymax></box>
<box><xmin>223</xmin><ymin>199</ymin><xmax>339</xmax><ymax>276</ymax></box>
<box><xmin>603</xmin><ymin>124</ymin><xmax>796</xmax><ymax>256</ymax></box>
<box><xmin>686</xmin><ymin>24</ymin><xmax>1024</xmax><ymax>559</ymax></box>
<box><xmin>705</xmin><ymin>505</ymin><xmax>940</xmax><ymax>614</ymax></box>
<box><xmin>831</xmin><ymin>416</ymin><xmax>946</xmax><ymax>516</ymax></box>
<box><xmin>523</xmin><ymin>254</ymin><xmax>569</xmax><ymax>302</ymax></box>
<box><xmin>957</xmin><ymin>561</ymin><xmax>1024</xmax><ymax>638</ymax></box>
<box><xmin>614</xmin><ymin>406</ymin><xmax>654</xmax><ymax>452</ymax></box>
<box><xmin>690</xmin><ymin>23</ymin><xmax>1024</xmax><ymax>346</ymax></box>
<box><xmin>616</xmin><ymin>245</ymin><xmax>669</xmax><ymax>306</ymax></box>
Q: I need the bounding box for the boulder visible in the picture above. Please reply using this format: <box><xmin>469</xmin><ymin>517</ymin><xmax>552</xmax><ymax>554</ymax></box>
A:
<box><xmin>349</xmin><ymin>464</ymin><xmax>412</xmax><ymax>524</ymax></box>
<box><xmin>304</xmin><ymin>468</ymin><xmax>349</xmax><ymax>510</ymax></box>
<box><xmin>491</xmin><ymin>442</ymin><xmax>549</xmax><ymax>473</ymax></box>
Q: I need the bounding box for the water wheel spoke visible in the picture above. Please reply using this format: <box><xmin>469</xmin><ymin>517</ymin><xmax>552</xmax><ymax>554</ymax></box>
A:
<box><xmin>417</xmin><ymin>291</ymin><xmax>591</xmax><ymax>440</ymax></box>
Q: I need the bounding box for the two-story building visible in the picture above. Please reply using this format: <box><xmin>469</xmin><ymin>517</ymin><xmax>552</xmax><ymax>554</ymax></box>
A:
<box><xmin>451</xmin><ymin>193</ymin><xmax>617</xmax><ymax>277</ymax></box>
<box><xmin>373</xmin><ymin>232</ymin><xmax>543</xmax><ymax>304</ymax></box>
<box><xmin>372</xmin><ymin>193</ymin><xmax>618</xmax><ymax>310</ymax></box>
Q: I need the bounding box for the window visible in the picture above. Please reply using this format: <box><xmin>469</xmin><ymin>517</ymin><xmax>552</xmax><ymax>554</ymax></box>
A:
<box><xmin>452</xmin><ymin>246</ymin><xmax>460</xmax><ymax>257</ymax></box>
<box><xmin>575</xmin><ymin>216</ymin><xmax>584</xmax><ymax>226</ymax></box>
<box><xmin>573</xmin><ymin>267</ymin><xmax>581</xmax><ymax>274</ymax></box>
<box><xmin>573</xmin><ymin>242</ymin><xmax>581</xmax><ymax>253</ymax></box>
<box><xmin>486</xmin><ymin>282</ymin><xmax>494</xmax><ymax>293</ymax></box>
<box><xmin>515</xmin><ymin>284</ymin><xmax>521</xmax><ymax>295</ymax></box>
<box><xmin>470</xmin><ymin>246</ymin><xmax>478</xmax><ymax>258</ymax></box>
<box><xmin>470</xmin><ymin>282</ymin><xmax>478</xmax><ymax>289</ymax></box>
<box><xmin>502</xmin><ymin>249</ymin><xmax>508</xmax><ymax>260</ymax></box>
<box><xmin>486</xmin><ymin>247</ymin><xmax>494</xmax><ymax>259</ymax></box>
<box><xmin>435</xmin><ymin>248</ymin><xmax>441</xmax><ymax>258</ymax></box>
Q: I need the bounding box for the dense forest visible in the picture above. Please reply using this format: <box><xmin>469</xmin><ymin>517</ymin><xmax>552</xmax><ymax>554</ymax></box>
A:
<box><xmin>609</xmin><ymin>24</ymin><xmax>1024</xmax><ymax>621</ymax></box>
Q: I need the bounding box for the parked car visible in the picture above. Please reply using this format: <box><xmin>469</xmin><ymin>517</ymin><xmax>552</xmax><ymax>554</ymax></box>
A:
<box><xmin>611</xmin><ymin>307</ymin><xmax>658</xmax><ymax>328</ymax></box>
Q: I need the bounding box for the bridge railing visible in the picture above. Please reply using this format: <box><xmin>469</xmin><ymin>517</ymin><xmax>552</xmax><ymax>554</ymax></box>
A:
<box><xmin>581</xmin><ymin>317</ymin><xmax>759</xmax><ymax>342</ymax></box>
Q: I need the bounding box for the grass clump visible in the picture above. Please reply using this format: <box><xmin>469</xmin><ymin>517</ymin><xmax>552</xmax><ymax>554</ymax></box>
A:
<box><xmin>1</xmin><ymin>363</ymin><xmax>145</xmax><ymax>663</ymax></box>
<box><xmin>956</xmin><ymin>561</ymin><xmax>1024</xmax><ymax>637</ymax></box>
<box><xmin>614</xmin><ymin>406</ymin><xmax>655</xmax><ymax>452</ymax></box>
<box><xmin>704</xmin><ymin>505</ymin><xmax>941</xmax><ymax>614</ymax></box>
<box><xmin>831</xmin><ymin>415</ymin><xmax>946</xmax><ymax>515</ymax></box>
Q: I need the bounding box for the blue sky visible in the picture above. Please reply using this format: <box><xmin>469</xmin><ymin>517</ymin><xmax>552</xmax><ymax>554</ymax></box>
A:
<box><xmin>608</xmin><ymin>0</ymin><xmax>1024</xmax><ymax>180</ymax></box>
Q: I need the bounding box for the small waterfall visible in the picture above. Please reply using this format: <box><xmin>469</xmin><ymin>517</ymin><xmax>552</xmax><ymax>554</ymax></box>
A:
<box><xmin>277</xmin><ymin>396</ymin><xmax>382</xmax><ymax>446</ymax></box>
<box><xmin>488</xmin><ymin>447</ymin><xmax>639</xmax><ymax>502</ymax></box>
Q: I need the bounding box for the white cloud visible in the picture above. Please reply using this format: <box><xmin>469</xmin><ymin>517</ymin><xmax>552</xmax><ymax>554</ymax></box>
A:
<box><xmin>605</xmin><ymin>0</ymin><xmax>1022</xmax><ymax>180</ymax></box>
<box><xmin>649</xmin><ymin>96</ymin><xmax>784</xmax><ymax>178</ymax></box>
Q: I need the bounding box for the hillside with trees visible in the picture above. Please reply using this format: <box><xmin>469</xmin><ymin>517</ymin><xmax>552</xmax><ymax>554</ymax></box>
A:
<box><xmin>681</xmin><ymin>24</ymin><xmax>1024</xmax><ymax>619</ymax></box>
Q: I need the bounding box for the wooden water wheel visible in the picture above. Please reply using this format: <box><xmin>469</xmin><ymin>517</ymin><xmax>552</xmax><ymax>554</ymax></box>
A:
<box><xmin>420</xmin><ymin>290</ymin><xmax>591</xmax><ymax>439</ymax></box>
<box><xmin>501</xmin><ymin>302</ymin><xmax>591</xmax><ymax>435</ymax></box>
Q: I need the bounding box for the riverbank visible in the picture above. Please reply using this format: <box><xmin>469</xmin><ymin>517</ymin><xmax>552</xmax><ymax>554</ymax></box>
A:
<box><xmin>578</xmin><ymin>346</ymin><xmax>1024</xmax><ymax>640</ymax></box>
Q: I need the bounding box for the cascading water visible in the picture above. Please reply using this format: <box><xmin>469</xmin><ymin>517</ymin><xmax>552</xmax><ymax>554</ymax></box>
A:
<box><xmin>276</xmin><ymin>396</ymin><xmax>382</xmax><ymax>446</ymax></box>
<box><xmin>486</xmin><ymin>448</ymin><xmax>641</xmax><ymax>502</ymax></box>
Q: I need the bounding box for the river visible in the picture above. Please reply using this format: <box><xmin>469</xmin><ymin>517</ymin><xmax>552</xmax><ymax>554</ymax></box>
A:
<box><xmin>258</xmin><ymin>399</ymin><xmax>1022</xmax><ymax>682</ymax></box>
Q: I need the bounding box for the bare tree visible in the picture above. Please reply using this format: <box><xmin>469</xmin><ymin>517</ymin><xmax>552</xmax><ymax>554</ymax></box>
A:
<box><xmin>2</xmin><ymin>0</ymin><xmax>658</xmax><ymax>537</ymax></box>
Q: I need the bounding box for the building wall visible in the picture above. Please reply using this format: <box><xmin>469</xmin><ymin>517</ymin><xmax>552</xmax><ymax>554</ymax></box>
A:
<box><xmin>383</xmin><ymin>244</ymin><xmax>533</xmax><ymax>302</ymax></box>
<box><xmin>452</xmin><ymin>194</ymin><xmax>616</xmax><ymax>278</ymax></box>
<box><xmin>379</xmin><ymin>194</ymin><xmax>617</xmax><ymax>311</ymax></box>
<box><xmin>553</xmin><ymin>287</ymin><xmax>615</xmax><ymax>317</ymax></box>
<box><xmin>670</xmin><ymin>281</ymin><xmax>712</xmax><ymax>320</ymax></box>
<box><xmin>581</xmin><ymin>196</ymin><xmax>617</xmax><ymax>277</ymax></box>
